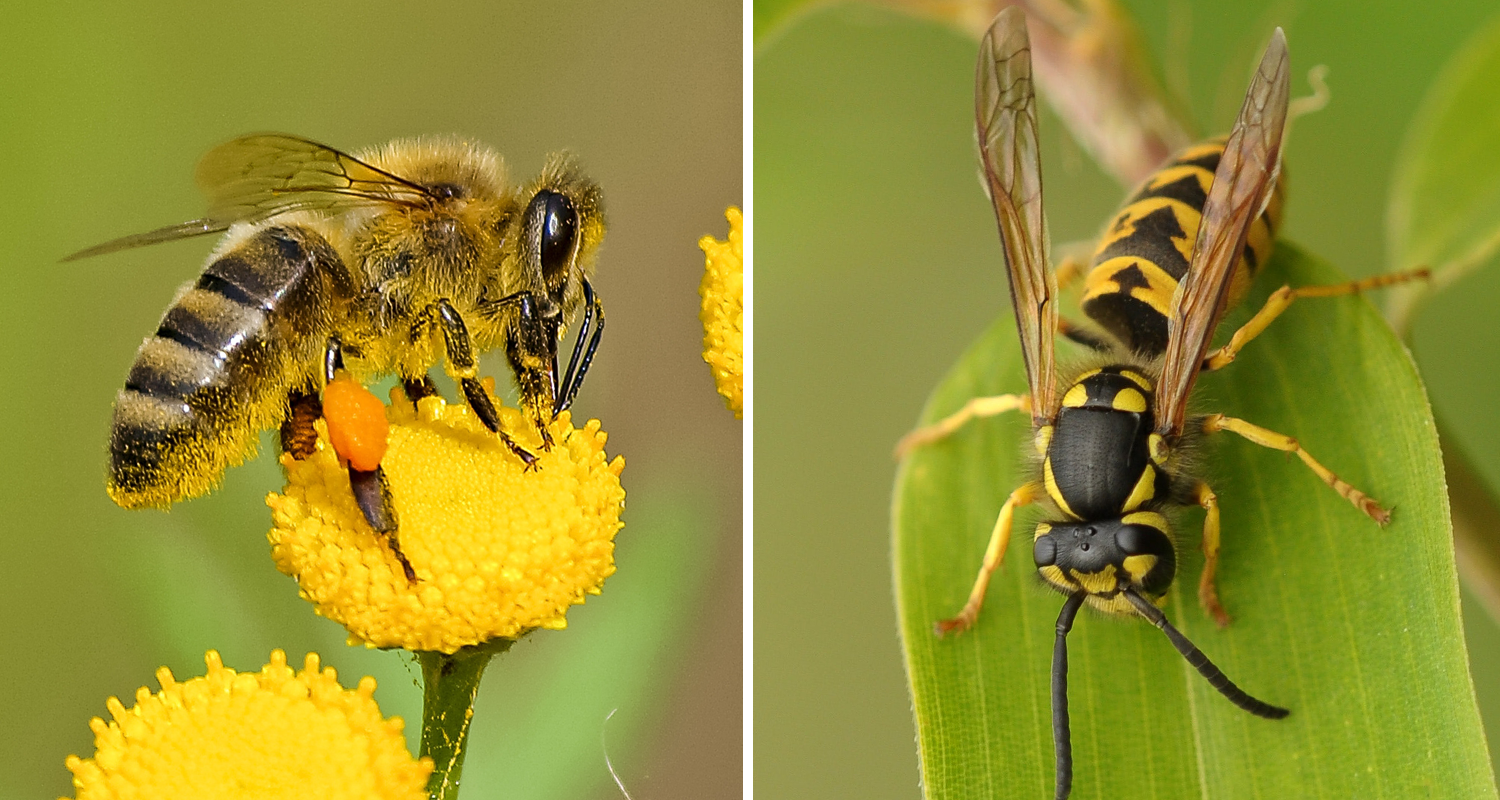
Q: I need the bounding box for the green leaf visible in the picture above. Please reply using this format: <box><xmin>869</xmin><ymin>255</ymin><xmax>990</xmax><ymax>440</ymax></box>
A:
<box><xmin>1388</xmin><ymin>10</ymin><xmax>1500</xmax><ymax>324</ymax></box>
<box><xmin>893</xmin><ymin>242</ymin><xmax>1494</xmax><ymax>798</ymax></box>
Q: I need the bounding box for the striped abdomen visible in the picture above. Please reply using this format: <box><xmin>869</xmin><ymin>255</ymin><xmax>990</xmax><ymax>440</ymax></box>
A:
<box><xmin>109</xmin><ymin>226</ymin><xmax>349</xmax><ymax>508</ymax></box>
<box><xmin>1079</xmin><ymin>138</ymin><xmax>1285</xmax><ymax>356</ymax></box>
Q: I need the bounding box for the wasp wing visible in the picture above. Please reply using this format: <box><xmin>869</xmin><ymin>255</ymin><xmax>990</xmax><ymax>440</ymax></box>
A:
<box><xmin>978</xmin><ymin>7</ymin><xmax>1057</xmax><ymax>422</ymax></box>
<box><xmin>64</xmin><ymin>133</ymin><xmax>434</xmax><ymax>261</ymax></box>
<box><xmin>1154</xmin><ymin>29</ymin><xmax>1290</xmax><ymax>439</ymax></box>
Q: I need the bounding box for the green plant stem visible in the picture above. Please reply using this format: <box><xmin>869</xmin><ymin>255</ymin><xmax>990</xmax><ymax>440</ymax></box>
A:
<box><xmin>418</xmin><ymin>639</ymin><xmax>514</xmax><ymax>800</ymax></box>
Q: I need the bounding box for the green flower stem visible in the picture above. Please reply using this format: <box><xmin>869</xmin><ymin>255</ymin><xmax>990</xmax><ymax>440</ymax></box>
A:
<box><xmin>418</xmin><ymin>639</ymin><xmax>514</xmax><ymax>800</ymax></box>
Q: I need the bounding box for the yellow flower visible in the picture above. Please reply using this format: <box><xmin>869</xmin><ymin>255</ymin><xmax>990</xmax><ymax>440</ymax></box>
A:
<box><xmin>268</xmin><ymin>388</ymin><xmax>626</xmax><ymax>653</ymax></box>
<box><xmin>63</xmin><ymin>650</ymin><xmax>428</xmax><ymax>800</ymax></box>
<box><xmin>699</xmin><ymin>206</ymin><xmax>744</xmax><ymax>417</ymax></box>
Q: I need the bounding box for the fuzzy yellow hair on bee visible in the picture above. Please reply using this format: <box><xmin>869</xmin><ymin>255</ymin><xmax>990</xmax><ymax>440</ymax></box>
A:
<box><xmin>70</xmin><ymin>133</ymin><xmax>607</xmax><ymax>552</ymax></box>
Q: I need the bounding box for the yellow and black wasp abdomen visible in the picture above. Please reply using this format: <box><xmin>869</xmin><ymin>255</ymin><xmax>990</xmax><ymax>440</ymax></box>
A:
<box><xmin>108</xmin><ymin>225</ymin><xmax>350</xmax><ymax>508</ymax></box>
<box><xmin>1041</xmin><ymin>366</ymin><xmax>1168</xmax><ymax>521</ymax></box>
<box><xmin>1080</xmin><ymin>138</ymin><xmax>1286</xmax><ymax>355</ymax></box>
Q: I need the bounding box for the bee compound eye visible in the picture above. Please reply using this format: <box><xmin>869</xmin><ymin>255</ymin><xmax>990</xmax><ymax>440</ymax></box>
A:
<box><xmin>534</xmin><ymin>190</ymin><xmax>578</xmax><ymax>280</ymax></box>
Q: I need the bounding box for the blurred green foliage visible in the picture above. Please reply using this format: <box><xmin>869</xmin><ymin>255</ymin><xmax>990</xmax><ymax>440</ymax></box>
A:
<box><xmin>757</xmin><ymin>1</ymin><xmax>1500</xmax><ymax>797</ymax></box>
<box><xmin>0</xmin><ymin>3</ymin><xmax>740</xmax><ymax>799</ymax></box>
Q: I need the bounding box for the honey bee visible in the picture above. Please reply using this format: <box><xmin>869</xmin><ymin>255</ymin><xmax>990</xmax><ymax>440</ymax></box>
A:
<box><xmin>70</xmin><ymin>134</ymin><xmax>606</xmax><ymax>573</ymax></box>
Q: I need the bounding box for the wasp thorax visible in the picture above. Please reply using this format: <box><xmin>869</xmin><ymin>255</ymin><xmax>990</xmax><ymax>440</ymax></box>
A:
<box><xmin>1033</xmin><ymin>513</ymin><xmax>1176</xmax><ymax>601</ymax></box>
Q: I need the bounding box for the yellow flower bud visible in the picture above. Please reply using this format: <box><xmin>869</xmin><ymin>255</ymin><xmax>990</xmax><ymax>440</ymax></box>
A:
<box><xmin>63</xmin><ymin>650</ymin><xmax>429</xmax><ymax>800</ymax></box>
<box><xmin>699</xmin><ymin>206</ymin><xmax>744</xmax><ymax>416</ymax></box>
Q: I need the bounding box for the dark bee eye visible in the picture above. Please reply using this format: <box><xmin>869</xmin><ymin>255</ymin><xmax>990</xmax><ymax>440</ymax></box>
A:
<box><xmin>533</xmin><ymin>190</ymin><xmax>577</xmax><ymax>279</ymax></box>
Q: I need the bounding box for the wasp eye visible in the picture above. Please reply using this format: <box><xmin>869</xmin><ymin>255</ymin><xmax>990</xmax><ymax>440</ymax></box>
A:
<box><xmin>533</xmin><ymin>190</ymin><xmax>578</xmax><ymax>280</ymax></box>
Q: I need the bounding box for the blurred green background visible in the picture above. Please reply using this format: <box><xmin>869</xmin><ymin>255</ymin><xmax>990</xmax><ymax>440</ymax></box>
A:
<box><xmin>0</xmin><ymin>3</ymin><xmax>740</xmax><ymax>799</ymax></box>
<box><xmin>758</xmin><ymin>0</ymin><xmax>1500</xmax><ymax>797</ymax></box>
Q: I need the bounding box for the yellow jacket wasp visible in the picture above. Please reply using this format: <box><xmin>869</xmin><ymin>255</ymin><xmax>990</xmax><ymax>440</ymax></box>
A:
<box><xmin>896</xmin><ymin>9</ymin><xmax>1425</xmax><ymax>798</ymax></box>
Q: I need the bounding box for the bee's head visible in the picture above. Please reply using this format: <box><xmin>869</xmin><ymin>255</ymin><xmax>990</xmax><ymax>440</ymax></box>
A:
<box><xmin>1033</xmin><ymin>511</ymin><xmax>1175</xmax><ymax>611</ymax></box>
<box><xmin>515</xmin><ymin>155</ymin><xmax>605</xmax><ymax>311</ymax></box>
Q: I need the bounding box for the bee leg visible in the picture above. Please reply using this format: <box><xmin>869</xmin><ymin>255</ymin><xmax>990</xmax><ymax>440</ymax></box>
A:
<box><xmin>1201</xmin><ymin>268</ymin><xmax>1430</xmax><ymax>371</ymax></box>
<box><xmin>401</xmin><ymin>375</ymin><xmax>439</xmax><ymax>403</ymax></box>
<box><xmin>1203</xmin><ymin>413</ymin><xmax>1390</xmax><ymax>524</ymax></box>
<box><xmin>507</xmin><ymin>293</ymin><xmax>560</xmax><ymax>450</ymax></box>
<box><xmin>554</xmin><ymin>278</ymin><xmax>605</xmax><ymax>416</ymax></box>
<box><xmin>895</xmin><ymin>394</ymin><xmax>1032</xmax><ymax>459</ymax></box>
<box><xmin>433</xmin><ymin>299</ymin><xmax>540</xmax><ymax>470</ymax></box>
<box><xmin>1056</xmin><ymin>317</ymin><xmax>1111</xmax><ymax>353</ymax></box>
<box><xmin>349</xmin><ymin>466</ymin><xmax>416</xmax><ymax>583</ymax></box>
<box><xmin>1193</xmin><ymin>482</ymin><xmax>1231</xmax><ymax>627</ymax></box>
<box><xmin>936</xmin><ymin>481</ymin><xmax>1043</xmax><ymax>636</ymax></box>
<box><xmin>280</xmin><ymin>389</ymin><xmax>323</xmax><ymax>460</ymax></box>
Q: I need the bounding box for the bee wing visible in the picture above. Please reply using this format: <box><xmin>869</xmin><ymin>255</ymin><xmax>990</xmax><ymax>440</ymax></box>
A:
<box><xmin>1154</xmin><ymin>29</ymin><xmax>1290</xmax><ymax>439</ymax></box>
<box><xmin>61</xmin><ymin>218</ymin><xmax>231</xmax><ymax>261</ymax></box>
<box><xmin>194</xmin><ymin>133</ymin><xmax>432</xmax><ymax>221</ymax></box>
<box><xmin>978</xmin><ymin>7</ymin><xmax>1057</xmax><ymax>422</ymax></box>
<box><xmin>64</xmin><ymin>133</ymin><xmax>433</xmax><ymax>261</ymax></box>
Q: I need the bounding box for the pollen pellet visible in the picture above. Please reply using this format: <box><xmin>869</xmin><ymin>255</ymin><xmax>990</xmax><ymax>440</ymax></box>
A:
<box><xmin>323</xmin><ymin>377</ymin><xmax>389</xmax><ymax>471</ymax></box>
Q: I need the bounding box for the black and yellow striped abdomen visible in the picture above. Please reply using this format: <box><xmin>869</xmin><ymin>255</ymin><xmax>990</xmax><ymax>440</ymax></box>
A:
<box><xmin>1080</xmin><ymin>138</ymin><xmax>1285</xmax><ymax>355</ymax></box>
<box><xmin>108</xmin><ymin>226</ymin><xmax>350</xmax><ymax>508</ymax></box>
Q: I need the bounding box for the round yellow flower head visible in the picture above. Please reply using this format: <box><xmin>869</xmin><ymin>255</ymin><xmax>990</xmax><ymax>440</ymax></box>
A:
<box><xmin>63</xmin><ymin>650</ymin><xmax>428</xmax><ymax>800</ymax></box>
<box><xmin>268</xmin><ymin>388</ymin><xmax>626</xmax><ymax>653</ymax></box>
<box><xmin>699</xmin><ymin>206</ymin><xmax>743</xmax><ymax>416</ymax></box>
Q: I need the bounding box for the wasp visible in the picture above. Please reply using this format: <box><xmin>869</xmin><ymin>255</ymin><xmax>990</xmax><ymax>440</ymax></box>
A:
<box><xmin>896</xmin><ymin>10</ymin><xmax>1425</xmax><ymax>798</ymax></box>
<box><xmin>69</xmin><ymin>135</ymin><xmax>605</xmax><ymax>578</ymax></box>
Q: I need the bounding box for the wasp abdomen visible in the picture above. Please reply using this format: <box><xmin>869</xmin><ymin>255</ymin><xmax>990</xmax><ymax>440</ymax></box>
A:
<box><xmin>1081</xmin><ymin>140</ymin><xmax>1284</xmax><ymax>356</ymax></box>
<box><xmin>109</xmin><ymin>226</ymin><xmax>346</xmax><ymax>508</ymax></box>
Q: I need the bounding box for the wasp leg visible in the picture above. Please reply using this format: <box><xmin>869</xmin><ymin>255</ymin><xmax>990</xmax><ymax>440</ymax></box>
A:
<box><xmin>280</xmin><ymin>389</ymin><xmax>323</xmax><ymax>460</ymax></box>
<box><xmin>937</xmin><ymin>481</ymin><xmax>1043</xmax><ymax>636</ymax></box>
<box><xmin>1053</xmin><ymin>240</ymin><xmax>1094</xmax><ymax>292</ymax></box>
<box><xmin>894</xmin><ymin>394</ymin><xmax>1032</xmax><ymax>459</ymax></box>
<box><xmin>1193</xmin><ymin>482</ymin><xmax>1231</xmax><ymax>628</ymax></box>
<box><xmin>1204</xmin><ymin>413</ymin><xmax>1390</xmax><ymax>524</ymax></box>
<box><xmin>432</xmin><ymin>299</ymin><xmax>539</xmax><ymax>470</ymax></box>
<box><xmin>349</xmin><ymin>466</ymin><xmax>415</xmax><ymax>583</ymax></box>
<box><xmin>1057</xmin><ymin>318</ymin><xmax>1112</xmax><ymax>353</ymax></box>
<box><xmin>1202</xmin><ymin>268</ymin><xmax>1430</xmax><ymax>371</ymax></box>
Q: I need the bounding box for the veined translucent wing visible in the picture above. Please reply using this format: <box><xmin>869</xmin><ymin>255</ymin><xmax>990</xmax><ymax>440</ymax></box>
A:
<box><xmin>64</xmin><ymin>133</ymin><xmax>435</xmax><ymax>261</ymax></box>
<box><xmin>1155</xmin><ymin>29</ymin><xmax>1290</xmax><ymax>438</ymax></box>
<box><xmin>977</xmin><ymin>7</ymin><xmax>1056</xmax><ymax>422</ymax></box>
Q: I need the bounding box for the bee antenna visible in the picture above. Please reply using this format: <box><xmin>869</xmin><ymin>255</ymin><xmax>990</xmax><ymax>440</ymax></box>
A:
<box><xmin>1051</xmin><ymin>592</ymin><xmax>1086</xmax><ymax>800</ymax></box>
<box><xmin>1122</xmin><ymin>589</ymin><xmax>1290</xmax><ymax>719</ymax></box>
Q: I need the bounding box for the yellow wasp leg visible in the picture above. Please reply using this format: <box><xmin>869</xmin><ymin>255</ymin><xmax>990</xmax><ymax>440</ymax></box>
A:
<box><xmin>894</xmin><ymin>394</ymin><xmax>1031</xmax><ymax>459</ymax></box>
<box><xmin>937</xmin><ymin>481</ymin><xmax>1043</xmax><ymax>636</ymax></box>
<box><xmin>1193</xmin><ymin>482</ymin><xmax>1231</xmax><ymax>628</ymax></box>
<box><xmin>1053</xmin><ymin>244</ymin><xmax>1093</xmax><ymax>292</ymax></box>
<box><xmin>1202</xmin><ymin>268</ymin><xmax>1430</xmax><ymax>371</ymax></box>
<box><xmin>1203</xmin><ymin>414</ymin><xmax>1390</xmax><ymax>524</ymax></box>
